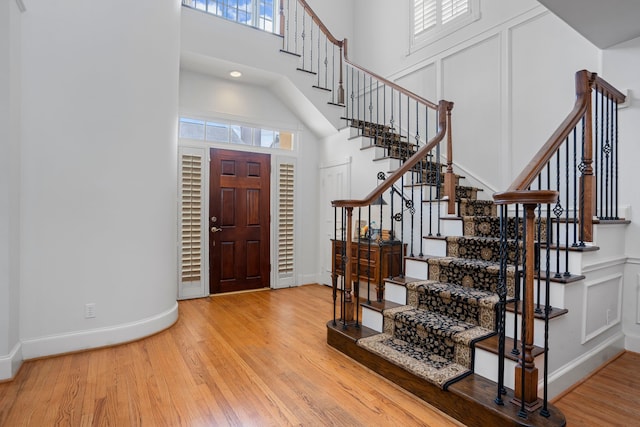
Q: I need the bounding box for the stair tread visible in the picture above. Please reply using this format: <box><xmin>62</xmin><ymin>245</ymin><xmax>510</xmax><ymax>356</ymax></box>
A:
<box><xmin>389</xmin><ymin>307</ymin><xmax>494</xmax><ymax>344</ymax></box>
<box><xmin>357</xmin><ymin>332</ymin><xmax>473</xmax><ymax>389</ymax></box>
<box><xmin>474</xmin><ymin>334</ymin><xmax>544</xmax><ymax>361</ymax></box>
<box><xmin>536</xmin><ymin>270</ymin><xmax>586</xmax><ymax>283</ymax></box>
<box><xmin>408</xmin><ymin>280</ymin><xmax>498</xmax><ymax>304</ymax></box>
<box><xmin>361</xmin><ymin>299</ymin><xmax>403</xmax><ymax>313</ymax></box>
<box><xmin>506</xmin><ymin>301</ymin><xmax>568</xmax><ymax>319</ymax></box>
<box><xmin>386</xmin><ymin>276</ymin><xmax>424</xmax><ymax>286</ymax></box>
<box><xmin>427</xmin><ymin>256</ymin><xmax>500</xmax><ymax>268</ymax></box>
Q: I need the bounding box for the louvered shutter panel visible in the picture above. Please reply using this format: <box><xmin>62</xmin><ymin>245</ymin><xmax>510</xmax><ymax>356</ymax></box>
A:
<box><xmin>414</xmin><ymin>0</ymin><xmax>436</xmax><ymax>35</ymax></box>
<box><xmin>178</xmin><ymin>147</ymin><xmax>206</xmax><ymax>299</ymax></box>
<box><xmin>442</xmin><ymin>0</ymin><xmax>469</xmax><ymax>24</ymax></box>
<box><xmin>278</xmin><ymin>162</ymin><xmax>295</xmax><ymax>278</ymax></box>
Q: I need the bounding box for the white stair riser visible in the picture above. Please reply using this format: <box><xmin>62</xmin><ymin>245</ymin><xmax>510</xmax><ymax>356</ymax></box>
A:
<box><xmin>474</xmin><ymin>348</ymin><xmax>545</xmax><ymax>392</ymax></box>
<box><xmin>529</xmin><ymin>278</ymin><xmax>567</xmax><ymax>309</ymax></box>
<box><xmin>362</xmin><ymin>307</ymin><xmax>383</xmax><ymax>332</ymax></box>
<box><xmin>385</xmin><ymin>282</ymin><xmax>408</xmax><ymax>305</ymax></box>
<box><xmin>441</xmin><ymin>218</ymin><xmax>463</xmax><ymax>236</ymax></box>
<box><xmin>547</xmin><ymin>249</ymin><xmax>583</xmax><ymax>276</ymax></box>
<box><xmin>404</xmin><ymin>259</ymin><xmax>429</xmax><ymax>281</ymax></box>
<box><xmin>505</xmin><ymin>312</ymin><xmax>548</xmax><ymax>348</ymax></box>
<box><xmin>423</xmin><ymin>238</ymin><xmax>447</xmax><ymax>257</ymax></box>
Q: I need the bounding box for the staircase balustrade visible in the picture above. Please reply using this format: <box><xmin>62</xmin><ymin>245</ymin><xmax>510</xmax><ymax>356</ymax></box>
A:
<box><xmin>493</xmin><ymin>70</ymin><xmax>626</xmax><ymax>418</ymax></box>
<box><xmin>278</xmin><ymin>0</ymin><xmax>456</xmax><ymax>323</ymax></box>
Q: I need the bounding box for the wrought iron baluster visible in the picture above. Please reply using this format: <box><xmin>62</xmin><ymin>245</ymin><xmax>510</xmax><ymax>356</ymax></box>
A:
<box><xmin>564</xmin><ymin>136</ymin><xmax>570</xmax><ymax>276</ymax></box>
<box><xmin>612</xmin><ymin>95</ymin><xmax>620</xmax><ymax>219</ymax></box>
<box><xmin>572</xmin><ymin>126</ymin><xmax>578</xmax><ymax>247</ymax></box>
<box><xmin>554</xmin><ymin>149</ymin><xmax>563</xmax><ymax>278</ymax></box>
<box><xmin>494</xmin><ymin>204</ymin><xmax>508</xmax><ymax>405</ymax></box>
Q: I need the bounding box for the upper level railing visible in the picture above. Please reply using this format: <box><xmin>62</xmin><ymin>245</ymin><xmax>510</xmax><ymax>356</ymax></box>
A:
<box><xmin>277</xmin><ymin>0</ymin><xmax>456</xmax><ymax>324</ymax></box>
<box><xmin>493</xmin><ymin>70</ymin><xmax>625</xmax><ymax>418</ymax></box>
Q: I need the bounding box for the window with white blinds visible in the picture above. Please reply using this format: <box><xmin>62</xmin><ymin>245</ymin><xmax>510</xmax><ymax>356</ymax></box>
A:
<box><xmin>277</xmin><ymin>162</ymin><xmax>295</xmax><ymax>276</ymax></box>
<box><xmin>179</xmin><ymin>152</ymin><xmax>204</xmax><ymax>285</ymax></box>
<box><xmin>442</xmin><ymin>0</ymin><xmax>469</xmax><ymax>24</ymax></box>
<box><xmin>413</xmin><ymin>0</ymin><xmax>474</xmax><ymax>37</ymax></box>
<box><xmin>414</xmin><ymin>0</ymin><xmax>436</xmax><ymax>35</ymax></box>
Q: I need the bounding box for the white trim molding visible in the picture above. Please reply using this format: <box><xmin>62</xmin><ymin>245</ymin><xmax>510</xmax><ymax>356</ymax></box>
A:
<box><xmin>0</xmin><ymin>342</ymin><xmax>23</xmax><ymax>381</ymax></box>
<box><xmin>581</xmin><ymin>273</ymin><xmax>623</xmax><ymax>344</ymax></box>
<box><xmin>544</xmin><ymin>331</ymin><xmax>625</xmax><ymax>400</ymax></box>
<box><xmin>20</xmin><ymin>303</ymin><xmax>179</xmax><ymax>360</ymax></box>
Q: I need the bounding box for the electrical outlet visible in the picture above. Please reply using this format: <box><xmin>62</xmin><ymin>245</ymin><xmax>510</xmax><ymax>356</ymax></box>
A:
<box><xmin>85</xmin><ymin>303</ymin><xmax>96</xmax><ymax>319</ymax></box>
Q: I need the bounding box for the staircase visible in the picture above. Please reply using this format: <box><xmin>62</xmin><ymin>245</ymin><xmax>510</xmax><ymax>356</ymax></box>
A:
<box><xmin>181</xmin><ymin>2</ymin><xmax>628</xmax><ymax>426</ymax></box>
<box><xmin>328</xmin><ymin>121</ymin><xmax>566</xmax><ymax>425</ymax></box>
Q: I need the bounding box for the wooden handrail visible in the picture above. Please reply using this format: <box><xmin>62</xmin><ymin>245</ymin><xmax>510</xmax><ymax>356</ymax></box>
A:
<box><xmin>506</xmin><ymin>70</ymin><xmax>593</xmax><ymax>193</ymax></box>
<box><xmin>342</xmin><ymin>39</ymin><xmax>439</xmax><ymax>110</ymax></box>
<box><xmin>290</xmin><ymin>1</ymin><xmax>438</xmax><ymax>111</ymax></box>
<box><xmin>492</xmin><ymin>69</ymin><xmax>626</xmax><ymax>409</ymax></box>
<box><xmin>593</xmin><ymin>75</ymin><xmax>626</xmax><ymax>102</ymax></box>
<box><xmin>332</xmin><ymin>100</ymin><xmax>452</xmax><ymax>208</ymax></box>
<box><xmin>293</xmin><ymin>0</ymin><xmax>343</xmax><ymax>47</ymax></box>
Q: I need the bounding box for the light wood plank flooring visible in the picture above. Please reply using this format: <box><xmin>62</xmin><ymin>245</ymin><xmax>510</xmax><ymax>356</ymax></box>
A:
<box><xmin>553</xmin><ymin>350</ymin><xmax>640</xmax><ymax>426</ymax></box>
<box><xmin>1</xmin><ymin>284</ymin><xmax>638</xmax><ymax>426</ymax></box>
<box><xmin>0</xmin><ymin>285</ymin><xmax>462</xmax><ymax>426</ymax></box>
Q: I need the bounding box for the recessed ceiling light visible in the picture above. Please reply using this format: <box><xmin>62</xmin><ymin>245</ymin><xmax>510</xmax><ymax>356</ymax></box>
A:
<box><xmin>229</xmin><ymin>71</ymin><xmax>242</xmax><ymax>78</ymax></box>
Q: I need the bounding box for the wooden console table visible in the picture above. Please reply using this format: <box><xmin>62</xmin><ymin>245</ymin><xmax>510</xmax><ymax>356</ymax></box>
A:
<box><xmin>331</xmin><ymin>239</ymin><xmax>406</xmax><ymax>302</ymax></box>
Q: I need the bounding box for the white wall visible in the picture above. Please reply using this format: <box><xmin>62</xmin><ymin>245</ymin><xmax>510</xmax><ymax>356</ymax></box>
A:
<box><xmin>17</xmin><ymin>0</ymin><xmax>181</xmax><ymax>361</ymax></box>
<box><xmin>0</xmin><ymin>0</ymin><xmax>23</xmax><ymax>379</ymax></box>
<box><xmin>351</xmin><ymin>1</ymin><xmax>600</xmax><ymax>192</ymax></box>
<box><xmin>306</xmin><ymin>0</ymin><xmax>354</xmax><ymax>44</ymax></box>
<box><xmin>179</xmin><ymin>70</ymin><xmax>321</xmax><ymax>286</ymax></box>
<box><xmin>602</xmin><ymin>36</ymin><xmax>640</xmax><ymax>350</ymax></box>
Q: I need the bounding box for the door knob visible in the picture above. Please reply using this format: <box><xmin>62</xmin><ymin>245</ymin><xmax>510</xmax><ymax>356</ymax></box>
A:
<box><xmin>211</xmin><ymin>227</ymin><xmax>222</xmax><ymax>233</ymax></box>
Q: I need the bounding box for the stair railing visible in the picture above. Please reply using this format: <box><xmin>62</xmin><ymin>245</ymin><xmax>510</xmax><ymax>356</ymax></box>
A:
<box><xmin>331</xmin><ymin>100</ymin><xmax>451</xmax><ymax>323</ymax></box>
<box><xmin>493</xmin><ymin>70</ymin><xmax>625</xmax><ymax>418</ymax></box>
<box><xmin>279</xmin><ymin>0</ymin><xmax>456</xmax><ymax>323</ymax></box>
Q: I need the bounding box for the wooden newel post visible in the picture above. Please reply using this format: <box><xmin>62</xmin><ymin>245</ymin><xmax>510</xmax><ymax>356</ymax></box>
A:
<box><xmin>579</xmin><ymin>71</ymin><xmax>597</xmax><ymax>243</ymax></box>
<box><xmin>443</xmin><ymin>102</ymin><xmax>456</xmax><ymax>214</ymax></box>
<box><xmin>512</xmin><ymin>203</ymin><xmax>541</xmax><ymax>411</ymax></box>
<box><xmin>343</xmin><ymin>207</ymin><xmax>355</xmax><ymax>322</ymax></box>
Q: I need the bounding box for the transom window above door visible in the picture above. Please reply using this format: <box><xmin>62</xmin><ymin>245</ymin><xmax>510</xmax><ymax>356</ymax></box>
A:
<box><xmin>179</xmin><ymin>117</ymin><xmax>295</xmax><ymax>151</ymax></box>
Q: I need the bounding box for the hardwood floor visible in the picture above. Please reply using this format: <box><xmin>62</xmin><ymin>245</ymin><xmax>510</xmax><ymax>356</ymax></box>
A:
<box><xmin>0</xmin><ymin>285</ymin><xmax>462</xmax><ymax>426</ymax></box>
<box><xmin>553</xmin><ymin>350</ymin><xmax>640</xmax><ymax>426</ymax></box>
<box><xmin>0</xmin><ymin>284</ymin><xmax>638</xmax><ymax>426</ymax></box>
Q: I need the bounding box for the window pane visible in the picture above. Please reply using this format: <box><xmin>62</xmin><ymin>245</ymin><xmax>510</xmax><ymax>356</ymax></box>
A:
<box><xmin>205</xmin><ymin>122</ymin><xmax>229</xmax><ymax>142</ymax></box>
<box><xmin>442</xmin><ymin>0</ymin><xmax>469</xmax><ymax>24</ymax></box>
<box><xmin>278</xmin><ymin>131</ymin><xmax>294</xmax><ymax>150</ymax></box>
<box><xmin>230</xmin><ymin>125</ymin><xmax>253</xmax><ymax>145</ymax></box>
<box><xmin>179</xmin><ymin>118</ymin><xmax>205</xmax><ymax>140</ymax></box>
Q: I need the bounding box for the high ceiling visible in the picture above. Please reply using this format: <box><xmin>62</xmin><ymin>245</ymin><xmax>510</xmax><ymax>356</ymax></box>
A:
<box><xmin>538</xmin><ymin>0</ymin><xmax>640</xmax><ymax>48</ymax></box>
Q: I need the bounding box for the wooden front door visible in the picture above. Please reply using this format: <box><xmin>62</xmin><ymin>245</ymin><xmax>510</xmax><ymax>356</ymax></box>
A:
<box><xmin>209</xmin><ymin>148</ymin><xmax>271</xmax><ymax>294</ymax></box>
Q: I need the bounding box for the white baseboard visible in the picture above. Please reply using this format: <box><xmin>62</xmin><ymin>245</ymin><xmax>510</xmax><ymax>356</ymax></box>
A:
<box><xmin>545</xmin><ymin>331</ymin><xmax>625</xmax><ymax>400</ymax></box>
<box><xmin>0</xmin><ymin>342</ymin><xmax>23</xmax><ymax>381</ymax></box>
<box><xmin>625</xmin><ymin>332</ymin><xmax>640</xmax><ymax>352</ymax></box>
<box><xmin>20</xmin><ymin>302</ymin><xmax>179</xmax><ymax>361</ymax></box>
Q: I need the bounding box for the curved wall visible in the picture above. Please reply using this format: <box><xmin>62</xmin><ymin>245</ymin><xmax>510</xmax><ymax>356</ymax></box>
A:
<box><xmin>17</xmin><ymin>0</ymin><xmax>181</xmax><ymax>360</ymax></box>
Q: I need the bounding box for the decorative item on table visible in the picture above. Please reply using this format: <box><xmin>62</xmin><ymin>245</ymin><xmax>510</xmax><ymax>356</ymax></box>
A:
<box><xmin>381</xmin><ymin>229</ymin><xmax>393</xmax><ymax>241</ymax></box>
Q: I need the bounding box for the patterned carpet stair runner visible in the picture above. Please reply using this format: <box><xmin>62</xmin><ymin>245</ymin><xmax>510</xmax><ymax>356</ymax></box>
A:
<box><xmin>357</xmin><ymin>182</ymin><xmax>523</xmax><ymax>390</ymax></box>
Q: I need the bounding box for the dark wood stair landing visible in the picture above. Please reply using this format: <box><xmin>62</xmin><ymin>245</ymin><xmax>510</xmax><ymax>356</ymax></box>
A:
<box><xmin>327</xmin><ymin>322</ymin><xmax>566</xmax><ymax>427</ymax></box>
